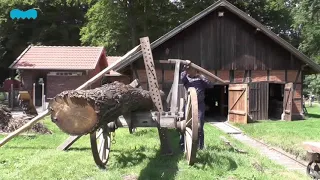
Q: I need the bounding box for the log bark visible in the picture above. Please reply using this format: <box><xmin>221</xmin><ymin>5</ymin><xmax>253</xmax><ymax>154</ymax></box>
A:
<box><xmin>49</xmin><ymin>81</ymin><xmax>164</xmax><ymax>136</ymax></box>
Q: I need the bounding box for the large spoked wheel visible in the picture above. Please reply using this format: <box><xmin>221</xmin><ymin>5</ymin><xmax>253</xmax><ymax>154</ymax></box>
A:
<box><xmin>306</xmin><ymin>161</ymin><xmax>320</xmax><ymax>179</ymax></box>
<box><xmin>90</xmin><ymin>128</ymin><xmax>111</xmax><ymax>169</ymax></box>
<box><xmin>184</xmin><ymin>87</ymin><xmax>199</xmax><ymax>165</ymax></box>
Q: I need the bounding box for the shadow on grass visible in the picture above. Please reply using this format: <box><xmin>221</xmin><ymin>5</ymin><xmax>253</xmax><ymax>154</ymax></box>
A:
<box><xmin>67</xmin><ymin>147</ymin><xmax>91</xmax><ymax>151</ymax></box>
<box><xmin>195</xmin><ymin>151</ymin><xmax>237</xmax><ymax>170</ymax></box>
<box><xmin>306</xmin><ymin>113</ymin><xmax>320</xmax><ymax>119</ymax></box>
<box><xmin>138</xmin><ymin>130</ymin><xmax>182</xmax><ymax>180</ymax></box>
<box><xmin>193</xmin><ymin>145</ymin><xmax>238</xmax><ymax>170</ymax></box>
<box><xmin>133</xmin><ymin>129</ymin><xmax>149</xmax><ymax>137</ymax></box>
<box><xmin>3</xmin><ymin>146</ymin><xmax>53</xmax><ymax>150</ymax></box>
<box><xmin>112</xmin><ymin>146</ymin><xmax>148</xmax><ymax>168</ymax></box>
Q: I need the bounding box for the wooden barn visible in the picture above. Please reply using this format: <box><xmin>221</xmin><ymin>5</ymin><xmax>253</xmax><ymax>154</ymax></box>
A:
<box><xmin>109</xmin><ymin>0</ymin><xmax>320</xmax><ymax>123</ymax></box>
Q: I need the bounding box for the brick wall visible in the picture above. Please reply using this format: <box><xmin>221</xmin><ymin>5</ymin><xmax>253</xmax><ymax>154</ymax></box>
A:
<box><xmin>269</xmin><ymin>70</ymin><xmax>286</xmax><ymax>82</ymax></box>
<box><xmin>234</xmin><ymin>70</ymin><xmax>245</xmax><ymax>83</ymax></box>
<box><xmin>217</xmin><ymin>70</ymin><xmax>230</xmax><ymax>82</ymax></box>
<box><xmin>287</xmin><ymin>70</ymin><xmax>301</xmax><ymax>83</ymax></box>
<box><xmin>251</xmin><ymin>71</ymin><xmax>267</xmax><ymax>82</ymax></box>
<box><xmin>46</xmin><ymin>75</ymin><xmax>89</xmax><ymax>99</ymax></box>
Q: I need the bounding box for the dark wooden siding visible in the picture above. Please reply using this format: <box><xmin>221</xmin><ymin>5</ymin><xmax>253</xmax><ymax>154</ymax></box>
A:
<box><xmin>248</xmin><ymin>82</ymin><xmax>269</xmax><ymax>121</ymax></box>
<box><xmin>134</xmin><ymin>7</ymin><xmax>303</xmax><ymax>71</ymax></box>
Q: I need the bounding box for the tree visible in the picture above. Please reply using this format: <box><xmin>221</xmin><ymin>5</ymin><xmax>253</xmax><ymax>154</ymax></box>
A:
<box><xmin>292</xmin><ymin>0</ymin><xmax>320</xmax><ymax>96</ymax></box>
<box><xmin>80</xmin><ymin>0</ymin><xmax>180</xmax><ymax>55</ymax></box>
<box><xmin>293</xmin><ymin>0</ymin><xmax>320</xmax><ymax>62</ymax></box>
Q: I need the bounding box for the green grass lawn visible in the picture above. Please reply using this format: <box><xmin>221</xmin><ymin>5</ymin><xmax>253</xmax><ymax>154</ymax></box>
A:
<box><xmin>0</xmin><ymin>118</ymin><xmax>307</xmax><ymax>180</ymax></box>
<box><xmin>235</xmin><ymin>104</ymin><xmax>320</xmax><ymax>161</ymax></box>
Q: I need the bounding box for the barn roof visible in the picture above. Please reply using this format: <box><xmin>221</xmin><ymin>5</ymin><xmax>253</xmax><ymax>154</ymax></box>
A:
<box><xmin>115</xmin><ymin>0</ymin><xmax>320</xmax><ymax>73</ymax></box>
<box><xmin>9</xmin><ymin>46</ymin><xmax>106</xmax><ymax>70</ymax></box>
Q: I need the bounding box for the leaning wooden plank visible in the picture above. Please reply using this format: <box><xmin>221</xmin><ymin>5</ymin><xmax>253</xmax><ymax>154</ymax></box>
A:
<box><xmin>0</xmin><ymin>45</ymin><xmax>141</xmax><ymax>148</ymax></box>
<box><xmin>57</xmin><ymin>135</ymin><xmax>82</xmax><ymax>151</ymax></box>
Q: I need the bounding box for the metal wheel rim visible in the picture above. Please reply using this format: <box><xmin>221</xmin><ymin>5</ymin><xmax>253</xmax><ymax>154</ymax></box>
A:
<box><xmin>307</xmin><ymin>161</ymin><xmax>320</xmax><ymax>179</ymax></box>
<box><xmin>90</xmin><ymin>128</ymin><xmax>111</xmax><ymax>168</ymax></box>
<box><xmin>184</xmin><ymin>87</ymin><xmax>199</xmax><ymax>165</ymax></box>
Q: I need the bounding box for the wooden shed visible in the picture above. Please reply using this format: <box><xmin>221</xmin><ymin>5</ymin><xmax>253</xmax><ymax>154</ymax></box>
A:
<box><xmin>9</xmin><ymin>46</ymin><xmax>108</xmax><ymax>105</ymax></box>
<box><xmin>115</xmin><ymin>0</ymin><xmax>320</xmax><ymax>123</ymax></box>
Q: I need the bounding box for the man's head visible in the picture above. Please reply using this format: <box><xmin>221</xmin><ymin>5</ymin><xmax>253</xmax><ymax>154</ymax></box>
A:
<box><xmin>186</xmin><ymin>66</ymin><xmax>197</xmax><ymax>77</ymax></box>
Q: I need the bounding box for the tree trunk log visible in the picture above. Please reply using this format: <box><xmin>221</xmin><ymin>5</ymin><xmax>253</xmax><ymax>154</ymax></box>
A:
<box><xmin>49</xmin><ymin>81</ymin><xmax>163</xmax><ymax>136</ymax></box>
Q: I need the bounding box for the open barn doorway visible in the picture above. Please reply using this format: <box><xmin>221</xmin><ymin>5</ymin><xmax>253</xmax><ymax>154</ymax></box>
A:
<box><xmin>204</xmin><ymin>85</ymin><xmax>229</xmax><ymax>122</ymax></box>
<box><xmin>268</xmin><ymin>83</ymin><xmax>284</xmax><ymax>120</ymax></box>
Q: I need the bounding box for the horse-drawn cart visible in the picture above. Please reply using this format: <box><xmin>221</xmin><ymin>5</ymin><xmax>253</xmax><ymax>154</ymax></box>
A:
<box><xmin>71</xmin><ymin>37</ymin><xmax>206</xmax><ymax>168</ymax></box>
<box><xmin>0</xmin><ymin>37</ymin><xmax>225</xmax><ymax>169</ymax></box>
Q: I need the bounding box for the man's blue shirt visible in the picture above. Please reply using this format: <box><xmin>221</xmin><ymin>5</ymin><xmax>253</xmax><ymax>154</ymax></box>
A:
<box><xmin>180</xmin><ymin>71</ymin><xmax>213</xmax><ymax>104</ymax></box>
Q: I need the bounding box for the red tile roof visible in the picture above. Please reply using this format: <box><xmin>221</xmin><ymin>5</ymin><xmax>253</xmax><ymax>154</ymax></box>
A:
<box><xmin>107</xmin><ymin>56</ymin><xmax>121</xmax><ymax>66</ymax></box>
<box><xmin>10</xmin><ymin>46</ymin><xmax>105</xmax><ymax>70</ymax></box>
<box><xmin>106</xmin><ymin>56</ymin><xmax>123</xmax><ymax>76</ymax></box>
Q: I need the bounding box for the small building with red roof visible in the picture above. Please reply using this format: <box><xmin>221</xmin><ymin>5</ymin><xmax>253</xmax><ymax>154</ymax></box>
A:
<box><xmin>102</xmin><ymin>56</ymin><xmax>130</xmax><ymax>85</ymax></box>
<box><xmin>9</xmin><ymin>45</ymin><xmax>109</xmax><ymax>103</ymax></box>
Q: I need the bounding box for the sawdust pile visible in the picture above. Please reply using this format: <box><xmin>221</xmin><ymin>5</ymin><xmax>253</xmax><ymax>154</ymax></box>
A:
<box><xmin>0</xmin><ymin>105</ymin><xmax>51</xmax><ymax>134</ymax></box>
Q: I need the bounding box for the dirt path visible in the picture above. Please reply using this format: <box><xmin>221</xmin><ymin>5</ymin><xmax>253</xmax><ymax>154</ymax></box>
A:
<box><xmin>209</xmin><ymin>121</ymin><xmax>307</xmax><ymax>175</ymax></box>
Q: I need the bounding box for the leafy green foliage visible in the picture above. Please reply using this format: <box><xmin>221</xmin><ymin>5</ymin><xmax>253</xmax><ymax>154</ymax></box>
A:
<box><xmin>304</xmin><ymin>74</ymin><xmax>320</xmax><ymax>95</ymax></box>
<box><xmin>292</xmin><ymin>0</ymin><xmax>320</xmax><ymax>95</ymax></box>
<box><xmin>80</xmin><ymin>0</ymin><xmax>181</xmax><ymax>55</ymax></box>
<box><xmin>293</xmin><ymin>0</ymin><xmax>320</xmax><ymax>61</ymax></box>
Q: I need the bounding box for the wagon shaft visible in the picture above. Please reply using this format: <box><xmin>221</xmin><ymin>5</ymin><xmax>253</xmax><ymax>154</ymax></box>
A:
<box><xmin>49</xmin><ymin>81</ymin><xmax>164</xmax><ymax>135</ymax></box>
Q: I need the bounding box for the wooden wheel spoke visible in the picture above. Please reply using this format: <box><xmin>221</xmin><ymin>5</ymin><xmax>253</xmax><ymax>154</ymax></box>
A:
<box><xmin>186</xmin><ymin>117</ymin><xmax>192</xmax><ymax>126</ymax></box>
<box><xmin>96</xmin><ymin>129</ymin><xmax>103</xmax><ymax>138</ymax></box>
<box><xmin>91</xmin><ymin>129</ymin><xmax>111</xmax><ymax>168</ymax></box>
<box><xmin>99</xmin><ymin>138</ymin><xmax>105</xmax><ymax>158</ymax></box>
<box><xmin>102</xmin><ymin>140</ymin><xmax>107</xmax><ymax>160</ymax></box>
<box><xmin>187</xmin><ymin>100</ymin><xmax>191</xmax><ymax>114</ymax></box>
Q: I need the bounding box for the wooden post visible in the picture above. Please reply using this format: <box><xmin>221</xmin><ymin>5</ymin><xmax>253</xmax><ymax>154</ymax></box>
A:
<box><xmin>41</xmin><ymin>83</ymin><xmax>45</xmax><ymax>109</ymax></box>
<box><xmin>10</xmin><ymin>84</ymin><xmax>13</xmax><ymax>108</ymax></box>
<box><xmin>42</xmin><ymin>95</ymin><xmax>46</xmax><ymax>111</ymax></box>
<box><xmin>33</xmin><ymin>83</ymin><xmax>35</xmax><ymax>106</ymax></box>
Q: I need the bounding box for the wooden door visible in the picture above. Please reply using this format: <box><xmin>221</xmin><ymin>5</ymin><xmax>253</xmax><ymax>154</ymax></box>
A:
<box><xmin>248</xmin><ymin>82</ymin><xmax>269</xmax><ymax>121</ymax></box>
<box><xmin>282</xmin><ymin>82</ymin><xmax>294</xmax><ymax>121</ymax></box>
<box><xmin>228</xmin><ymin>84</ymin><xmax>248</xmax><ymax>124</ymax></box>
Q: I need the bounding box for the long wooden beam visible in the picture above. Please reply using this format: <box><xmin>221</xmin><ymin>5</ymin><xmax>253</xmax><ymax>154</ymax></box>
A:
<box><xmin>0</xmin><ymin>45</ymin><xmax>141</xmax><ymax>148</ymax></box>
<box><xmin>159</xmin><ymin>59</ymin><xmax>227</xmax><ymax>84</ymax></box>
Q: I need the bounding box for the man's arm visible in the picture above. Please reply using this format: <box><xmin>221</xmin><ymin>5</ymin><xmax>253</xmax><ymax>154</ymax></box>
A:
<box><xmin>180</xmin><ymin>70</ymin><xmax>188</xmax><ymax>85</ymax></box>
<box><xmin>199</xmin><ymin>74</ymin><xmax>214</xmax><ymax>88</ymax></box>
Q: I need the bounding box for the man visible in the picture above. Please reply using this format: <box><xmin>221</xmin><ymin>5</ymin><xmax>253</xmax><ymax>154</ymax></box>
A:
<box><xmin>180</xmin><ymin>60</ymin><xmax>213</xmax><ymax>150</ymax></box>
